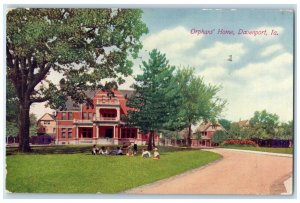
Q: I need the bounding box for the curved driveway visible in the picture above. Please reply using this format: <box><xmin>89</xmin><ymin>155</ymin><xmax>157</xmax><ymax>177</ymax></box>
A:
<box><xmin>126</xmin><ymin>148</ymin><xmax>293</xmax><ymax>195</ymax></box>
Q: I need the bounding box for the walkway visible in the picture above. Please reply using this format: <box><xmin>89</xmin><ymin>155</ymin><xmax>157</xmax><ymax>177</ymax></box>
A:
<box><xmin>125</xmin><ymin>148</ymin><xmax>293</xmax><ymax>195</ymax></box>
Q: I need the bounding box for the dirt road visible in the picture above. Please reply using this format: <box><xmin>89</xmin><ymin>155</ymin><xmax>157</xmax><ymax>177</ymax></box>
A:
<box><xmin>125</xmin><ymin>149</ymin><xmax>293</xmax><ymax>195</ymax></box>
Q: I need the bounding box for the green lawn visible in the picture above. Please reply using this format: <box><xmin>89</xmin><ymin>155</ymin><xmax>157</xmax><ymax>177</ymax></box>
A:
<box><xmin>220</xmin><ymin>145</ymin><xmax>293</xmax><ymax>154</ymax></box>
<box><xmin>6</xmin><ymin>146</ymin><xmax>221</xmax><ymax>193</ymax></box>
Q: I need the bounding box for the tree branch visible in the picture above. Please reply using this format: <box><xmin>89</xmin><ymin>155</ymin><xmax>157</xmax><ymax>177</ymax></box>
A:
<box><xmin>29</xmin><ymin>96</ymin><xmax>50</xmax><ymax>105</ymax></box>
<box><xmin>27</xmin><ymin>62</ymin><xmax>52</xmax><ymax>95</ymax></box>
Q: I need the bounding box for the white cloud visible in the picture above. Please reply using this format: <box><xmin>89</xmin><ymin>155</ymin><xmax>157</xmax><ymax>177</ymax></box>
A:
<box><xmin>221</xmin><ymin>52</ymin><xmax>293</xmax><ymax>122</ymax></box>
<box><xmin>142</xmin><ymin>26</ymin><xmax>202</xmax><ymax>66</ymax></box>
<box><xmin>233</xmin><ymin>52</ymin><xmax>293</xmax><ymax>83</ymax></box>
<box><xmin>261</xmin><ymin>44</ymin><xmax>284</xmax><ymax>57</ymax></box>
<box><xmin>198</xmin><ymin>66</ymin><xmax>229</xmax><ymax>85</ymax></box>
<box><xmin>196</xmin><ymin>42</ymin><xmax>246</xmax><ymax>66</ymax></box>
<box><xmin>241</xmin><ymin>26</ymin><xmax>284</xmax><ymax>44</ymax></box>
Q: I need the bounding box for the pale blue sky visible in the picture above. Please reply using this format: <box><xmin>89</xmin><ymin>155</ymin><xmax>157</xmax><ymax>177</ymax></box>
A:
<box><xmin>125</xmin><ymin>8</ymin><xmax>294</xmax><ymax>122</ymax></box>
<box><xmin>32</xmin><ymin>8</ymin><xmax>294</xmax><ymax>123</ymax></box>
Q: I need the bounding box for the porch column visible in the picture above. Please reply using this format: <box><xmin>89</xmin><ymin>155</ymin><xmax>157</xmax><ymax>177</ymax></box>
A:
<box><xmin>96</xmin><ymin>126</ymin><xmax>99</xmax><ymax>139</ymax></box>
<box><xmin>113</xmin><ymin>125</ymin><xmax>117</xmax><ymax>138</ymax></box>
<box><xmin>76</xmin><ymin>126</ymin><xmax>79</xmax><ymax>139</ymax></box>
<box><xmin>115</xmin><ymin>126</ymin><xmax>118</xmax><ymax>138</ymax></box>
<box><xmin>116</xmin><ymin>107</ymin><xmax>120</xmax><ymax>121</ymax></box>
<box><xmin>137</xmin><ymin>129</ymin><xmax>140</xmax><ymax>139</ymax></box>
<box><xmin>93</xmin><ymin>124</ymin><xmax>96</xmax><ymax>139</ymax></box>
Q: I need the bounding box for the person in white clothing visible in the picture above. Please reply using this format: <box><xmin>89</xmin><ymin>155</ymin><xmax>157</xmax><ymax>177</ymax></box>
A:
<box><xmin>141</xmin><ymin>148</ymin><xmax>151</xmax><ymax>158</ymax></box>
<box><xmin>153</xmin><ymin>147</ymin><xmax>160</xmax><ymax>160</ymax></box>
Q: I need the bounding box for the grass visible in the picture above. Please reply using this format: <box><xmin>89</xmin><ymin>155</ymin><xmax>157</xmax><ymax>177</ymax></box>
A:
<box><xmin>220</xmin><ymin>145</ymin><xmax>293</xmax><ymax>154</ymax></box>
<box><xmin>6</xmin><ymin>146</ymin><xmax>221</xmax><ymax>193</ymax></box>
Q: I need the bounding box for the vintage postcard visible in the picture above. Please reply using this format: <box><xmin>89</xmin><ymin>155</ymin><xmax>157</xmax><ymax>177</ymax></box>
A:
<box><xmin>5</xmin><ymin>6</ymin><xmax>294</xmax><ymax>197</ymax></box>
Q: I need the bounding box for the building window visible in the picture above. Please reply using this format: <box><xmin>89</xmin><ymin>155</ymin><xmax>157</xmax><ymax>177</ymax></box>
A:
<box><xmin>61</xmin><ymin>128</ymin><xmax>66</xmax><ymax>138</ymax></box>
<box><xmin>81</xmin><ymin>128</ymin><xmax>92</xmax><ymax>138</ymax></box>
<box><xmin>88</xmin><ymin>112</ymin><xmax>93</xmax><ymax>120</ymax></box>
<box><xmin>127</xmin><ymin>130</ymin><xmax>130</xmax><ymax>138</ymax></box>
<box><xmin>83</xmin><ymin>112</ymin><xmax>87</xmax><ymax>120</ymax></box>
<box><xmin>68</xmin><ymin>128</ymin><xmax>72</xmax><ymax>138</ymax></box>
<box><xmin>44</xmin><ymin>121</ymin><xmax>50</xmax><ymax>125</ymax></box>
<box><xmin>131</xmin><ymin>130</ymin><xmax>135</xmax><ymax>138</ymax></box>
<box><xmin>53</xmin><ymin>128</ymin><xmax>56</xmax><ymax>133</ymax></box>
<box><xmin>68</xmin><ymin>112</ymin><xmax>73</xmax><ymax>120</ymax></box>
<box><xmin>62</xmin><ymin>112</ymin><xmax>66</xmax><ymax>120</ymax></box>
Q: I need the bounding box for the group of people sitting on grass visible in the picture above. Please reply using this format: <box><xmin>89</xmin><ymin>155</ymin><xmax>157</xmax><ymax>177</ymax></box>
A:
<box><xmin>141</xmin><ymin>148</ymin><xmax>160</xmax><ymax>160</ymax></box>
<box><xmin>91</xmin><ymin>145</ymin><xmax>110</xmax><ymax>155</ymax></box>
<box><xmin>91</xmin><ymin>144</ymin><xmax>160</xmax><ymax>159</ymax></box>
<box><xmin>92</xmin><ymin>143</ymin><xmax>138</xmax><ymax>156</ymax></box>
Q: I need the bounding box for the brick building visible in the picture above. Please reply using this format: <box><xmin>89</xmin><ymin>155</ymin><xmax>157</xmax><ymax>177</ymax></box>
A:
<box><xmin>55</xmin><ymin>89</ymin><xmax>159</xmax><ymax>145</ymax></box>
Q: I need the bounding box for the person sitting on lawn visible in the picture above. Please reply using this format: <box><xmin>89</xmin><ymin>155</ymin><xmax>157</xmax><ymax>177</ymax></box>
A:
<box><xmin>153</xmin><ymin>147</ymin><xmax>160</xmax><ymax>160</ymax></box>
<box><xmin>98</xmin><ymin>146</ymin><xmax>104</xmax><ymax>155</ymax></box>
<box><xmin>109</xmin><ymin>147</ymin><xmax>118</xmax><ymax>155</ymax></box>
<box><xmin>126</xmin><ymin>148</ymin><xmax>134</xmax><ymax>157</ymax></box>
<box><xmin>102</xmin><ymin>146</ymin><xmax>109</xmax><ymax>155</ymax></box>
<box><xmin>92</xmin><ymin>144</ymin><xmax>99</xmax><ymax>155</ymax></box>
<box><xmin>117</xmin><ymin>147</ymin><xmax>124</xmax><ymax>155</ymax></box>
<box><xmin>141</xmin><ymin>148</ymin><xmax>151</xmax><ymax>158</ymax></box>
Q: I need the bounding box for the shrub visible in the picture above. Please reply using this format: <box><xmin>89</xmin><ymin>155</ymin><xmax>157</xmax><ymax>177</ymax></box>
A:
<box><xmin>222</xmin><ymin>139</ymin><xmax>257</xmax><ymax>147</ymax></box>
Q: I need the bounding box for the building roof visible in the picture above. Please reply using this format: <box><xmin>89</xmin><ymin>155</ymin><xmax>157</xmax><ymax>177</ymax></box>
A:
<box><xmin>194</xmin><ymin>121</ymin><xmax>224</xmax><ymax>133</ymax></box>
<box><xmin>233</xmin><ymin>119</ymin><xmax>250</xmax><ymax>127</ymax></box>
<box><xmin>62</xmin><ymin>89</ymin><xmax>135</xmax><ymax>111</ymax></box>
<box><xmin>38</xmin><ymin>113</ymin><xmax>56</xmax><ymax>122</ymax></box>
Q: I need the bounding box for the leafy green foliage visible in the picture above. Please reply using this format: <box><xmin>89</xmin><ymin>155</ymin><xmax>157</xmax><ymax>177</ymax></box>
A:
<box><xmin>127</xmin><ymin>49</ymin><xmax>176</xmax><ymax>149</ymax></box>
<box><xmin>211</xmin><ymin>130</ymin><xmax>228</xmax><ymax>144</ymax></box>
<box><xmin>274</xmin><ymin>120</ymin><xmax>293</xmax><ymax>140</ymax></box>
<box><xmin>227</xmin><ymin>123</ymin><xmax>254</xmax><ymax>139</ymax></box>
<box><xmin>250</xmin><ymin>110</ymin><xmax>279</xmax><ymax>139</ymax></box>
<box><xmin>6</xmin><ymin>8</ymin><xmax>148</xmax><ymax>151</ymax></box>
<box><xmin>218</xmin><ymin>118</ymin><xmax>231</xmax><ymax>131</ymax></box>
<box><xmin>165</xmin><ymin>67</ymin><xmax>226</xmax><ymax>146</ymax></box>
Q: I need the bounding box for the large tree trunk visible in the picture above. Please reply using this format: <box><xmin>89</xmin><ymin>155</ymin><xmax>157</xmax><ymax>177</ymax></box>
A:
<box><xmin>147</xmin><ymin>130</ymin><xmax>154</xmax><ymax>151</ymax></box>
<box><xmin>18</xmin><ymin>102</ymin><xmax>31</xmax><ymax>152</ymax></box>
<box><xmin>152</xmin><ymin>131</ymin><xmax>156</xmax><ymax>147</ymax></box>
<box><xmin>187</xmin><ymin>123</ymin><xmax>192</xmax><ymax>147</ymax></box>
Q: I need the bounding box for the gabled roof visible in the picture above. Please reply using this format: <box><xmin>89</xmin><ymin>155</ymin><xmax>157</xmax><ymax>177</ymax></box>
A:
<box><xmin>61</xmin><ymin>89</ymin><xmax>135</xmax><ymax>111</ymax></box>
<box><xmin>233</xmin><ymin>120</ymin><xmax>250</xmax><ymax>127</ymax></box>
<box><xmin>38</xmin><ymin>113</ymin><xmax>56</xmax><ymax>121</ymax></box>
<box><xmin>194</xmin><ymin>121</ymin><xmax>224</xmax><ymax>133</ymax></box>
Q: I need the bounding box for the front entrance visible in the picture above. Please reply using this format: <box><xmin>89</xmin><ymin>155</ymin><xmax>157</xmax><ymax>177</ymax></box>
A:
<box><xmin>105</xmin><ymin>128</ymin><xmax>113</xmax><ymax>138</ymax></box>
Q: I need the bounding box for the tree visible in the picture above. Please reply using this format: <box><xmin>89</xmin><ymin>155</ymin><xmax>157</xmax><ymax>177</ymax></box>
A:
<box><xmin>6</xmin><ymin>8</ymin><xmax>148</xmax><ymax>152</ymax></box>
<box><xmin>127</xmin><ymin>49</ymin><xmax>175</xmax><ymax>150</ymax></box>
<box><xmin>6</xmin><ymin>77</ymin><xmax>19</xmax><ymax>137</ymax></box>
<box><xmin>211</xmin><ymin>130</ymin><xmax>227</xmax><ymax>145</ymax></box>
<box><xmin>275</xmin><ymin>120</ymin><xmax>293</xmax><ymax>140</ymax></box>
<box><xmin>218</xmin><ymin>118</ymin><xmax>231</xmax><ymax>131</ymax></box>
<box><xmin>249</xmin><ymin>110</ymin><xmax>279</xmax><ymax>139</ymax></box>
<box><xmin>166</xmin><ymin>67</ymin><xmax>226</xmax><ymax>146</ymax></box>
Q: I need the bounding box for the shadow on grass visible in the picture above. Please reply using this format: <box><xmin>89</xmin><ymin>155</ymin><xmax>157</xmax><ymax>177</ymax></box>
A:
<box><xmin>6</xmin><ymin>145</ymin><xmax>197</xmax><ymax>156</ymax></box>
